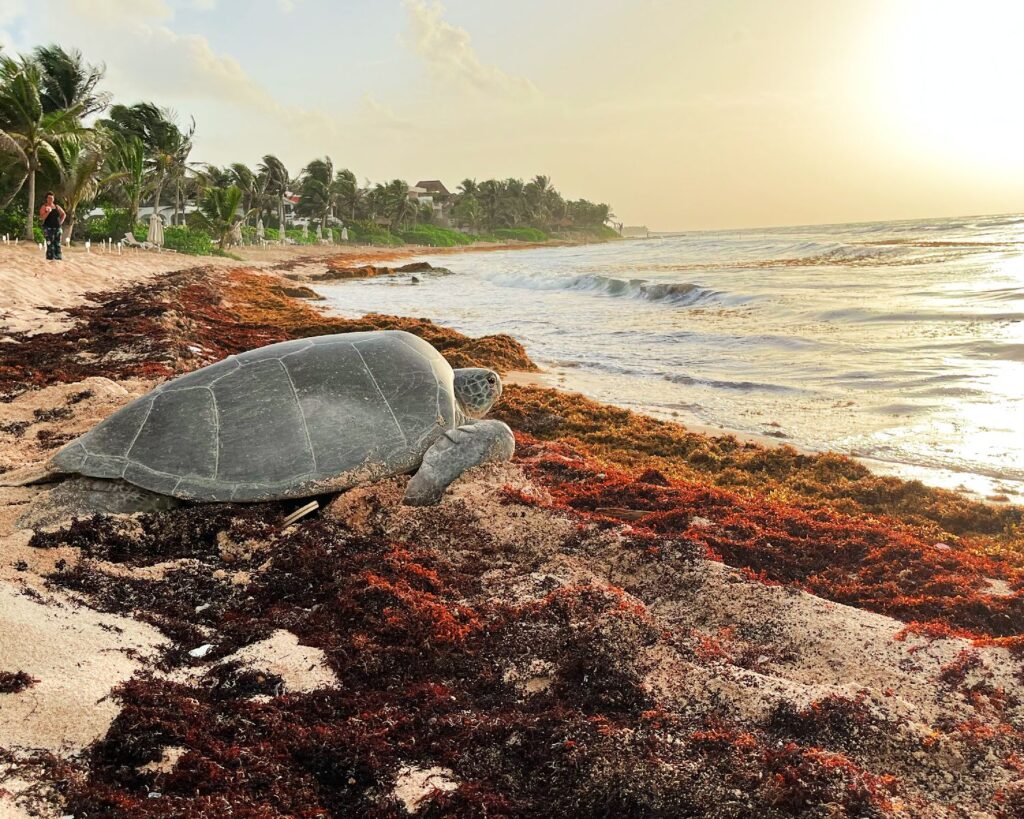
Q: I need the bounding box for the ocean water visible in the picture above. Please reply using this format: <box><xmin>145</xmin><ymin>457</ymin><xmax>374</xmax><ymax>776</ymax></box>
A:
<box><xmin>319</xmin><ymin>214</ymin><xmax>1024</xmax><ymax>501</ymax></box>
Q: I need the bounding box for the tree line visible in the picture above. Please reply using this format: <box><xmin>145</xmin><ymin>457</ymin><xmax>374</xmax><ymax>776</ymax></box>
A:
<box><xmin>0</xmin><ymin>44</ymin><xmax>614</xmax><ymax>248</ymax></box>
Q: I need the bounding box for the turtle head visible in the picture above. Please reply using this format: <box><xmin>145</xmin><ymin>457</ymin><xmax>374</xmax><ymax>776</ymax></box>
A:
<box><xmin>453</xmin><ymin>368</ymin><xmax>502</xmax><ymax>419</ymax></box>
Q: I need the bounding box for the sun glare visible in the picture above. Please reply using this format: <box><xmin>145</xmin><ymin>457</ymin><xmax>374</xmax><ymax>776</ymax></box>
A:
<box><xmin>873</xmin><ymin>1</ymin><xmax>1024</xmax><ymax>172</ymax></box>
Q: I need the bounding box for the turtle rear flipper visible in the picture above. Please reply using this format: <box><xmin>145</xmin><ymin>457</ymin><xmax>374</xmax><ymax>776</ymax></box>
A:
<box><xmin>0</xmin><ymin>462</ymin><xmax>63</xmax><ymax>487</ymax></box>
<box><xmin>403</xmin><ymin>420</ymin><xmax>515</xmax><ymax>506</ymax></box>
<box><xmin>17</xmin><ymin>477</ymin><xmax>179</xmax><ymax>529</ymax></box>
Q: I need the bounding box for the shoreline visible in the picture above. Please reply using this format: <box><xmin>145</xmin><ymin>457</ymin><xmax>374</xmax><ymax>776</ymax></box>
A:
<box><xmin>1</xmin><ymin>249</ymin><xmax>1023</xmax><ymax>816</ymax></box>
<box><xmin>503</xmin><ymin>368</ymin><xmax>1024</xmax><ymax>506</ymax></box>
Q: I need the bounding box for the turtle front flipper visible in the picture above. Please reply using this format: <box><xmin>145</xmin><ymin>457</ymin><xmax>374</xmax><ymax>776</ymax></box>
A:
<box><xmin>403</xmin><ymin>420</ymin><xmax>515</xmax><ymax>506</ymax></box>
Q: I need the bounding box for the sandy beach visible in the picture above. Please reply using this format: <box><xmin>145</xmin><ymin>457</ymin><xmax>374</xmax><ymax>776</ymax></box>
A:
<box><xmin>1</xmin><ymin>244</ymin><xmax>1023</xmax><ymax>817</ymax></box>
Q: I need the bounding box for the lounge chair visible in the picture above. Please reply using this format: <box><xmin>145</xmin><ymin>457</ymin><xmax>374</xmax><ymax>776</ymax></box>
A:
<box><xmin>122</xmin><ymin>232</ymin><xmax>157</xmax><ymax>250</ymax></box>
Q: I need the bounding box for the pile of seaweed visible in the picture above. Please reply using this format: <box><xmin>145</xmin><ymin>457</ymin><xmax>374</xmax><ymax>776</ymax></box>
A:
<box><xmin>287</xmin><ymin>260</ymin><xmax>450</xmax><ymax>282</ymax></box>
<box><xmin>493</xmin><ymin>385</ymin><xmax>1024</xmax><ymax>567</ymax></box>
<box><xmin>4</xmin><ymin>265</ymin><xmax>1024</xmax><ymax>816</ymax></box>
<box><xmin>19</xmin><ymin>448</ymin><xmax>1024</xmax><ymax>817</ymax></box>
<box><xmin>0</xmin><ymin>266</ymin><xmax>534</xmax><ymax>403</ymax></box>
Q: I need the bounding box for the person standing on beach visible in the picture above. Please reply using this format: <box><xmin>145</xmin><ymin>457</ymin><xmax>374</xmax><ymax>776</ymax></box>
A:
<box><xmin>39</xmin><ymin>192</ymin><xmax>66</xmax><ymax>261</ymax></box>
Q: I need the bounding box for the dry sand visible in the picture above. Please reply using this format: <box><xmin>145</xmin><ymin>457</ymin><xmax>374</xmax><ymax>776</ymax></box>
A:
<box><xmin>0</xmin><ymin>241</ymin><xmax>419</xmax><ymax>337</ymax></box>
<box><xmin>0</xmin><ymin>243</ymin><xmax>235</xmax><ymax>335</ymax></box>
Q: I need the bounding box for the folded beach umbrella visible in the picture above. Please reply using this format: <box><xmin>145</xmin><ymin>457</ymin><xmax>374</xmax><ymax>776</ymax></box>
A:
<box><xmin>256</xmin><ymin>218</ymin><xmax>265</xmax><ymax>241</ymax></box>
<box><xmin>316</xmin><ymin>224</ymin><xmax>322</xmax><ymax>241</ymax></box>
<box><xmin>147</xmin><ymin>213</ymin><xmax>164</xmax><ymax>247</ymax></box>
<box><xmin>302</xmin><ymin>223</ymin><xmax>309</xmax><ymax>239</ymax></box>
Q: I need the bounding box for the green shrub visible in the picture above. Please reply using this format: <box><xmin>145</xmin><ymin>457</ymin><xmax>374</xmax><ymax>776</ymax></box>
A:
<box><xmin>476</xmin><ymin>227</ymin><xmax>549</xmax><ymax>243</ymax></box>
<box><xmin>399</xmin><ymin>224</ymin><xmax>474</xmax><ymax>247</ymax></box>
<box><xmin>0</xmin><ymin>204</ymin><xmax>23</xmax><ymax>238</ymax></box>
<box><xmin>347</xmin><ymin>221</ymin><xmax>402</xmax><ymax>246</ymax></box>
<box><xmin>33</xmin><ymin>226</ymin><xmax>44</xmax><ymax>245</ymax></box>
<box><xmin>285</xmin><ymin>228</ymin><xmax>318</xmax><ymax>245</ymax></box>
<box><xmin>162</xmin><ymin>226</ymin><xmax>214</xmax><ymax>255</ymax></box>
<box><xmin>81</xmin><ymin>208</ymin><xmax>142</xmax><ymax>242</ymax></box>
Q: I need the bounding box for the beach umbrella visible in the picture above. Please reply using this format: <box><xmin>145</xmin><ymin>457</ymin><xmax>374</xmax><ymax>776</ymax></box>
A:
<box><xmin>147</xmin><ymin>213</ymin><xmax>164</xmax><ymax>247</ymax></box>
<box><xmin>341</xmin><ymin>227</ymin><xmax>349</xmax><ymax>241</ymax></box>
<box><xmin>256</xmin><ymin>218</ymin><xmax>265</xmax><ymax>241</ymax></box>
<box><xmin>302</xmin><ymin>223</ymin><xmax>309</xmax><ymax>239</ymax></box>
<box><xmin>316</xmin><ymin>224</ymin><xmax>323</xmax><ymax>242</ymax></box>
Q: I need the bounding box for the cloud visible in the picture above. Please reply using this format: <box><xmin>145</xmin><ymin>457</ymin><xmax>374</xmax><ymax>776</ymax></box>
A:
<box><xmin>0</xmin><ymin>0</ymin><xmax>25</xmax><ymax>26</ymax></box>
<box><xmin>361</xmin><ymin>93</ymin><xmax>411</xmax><ymax>130</ymax></box>
<box><xmin>67</xmin><ymin>0</ymin><xmax>172</xmax><ymax>21</ymax></box>
<box><xmin>127</xmin><ymin>24</ymin><xmax>279</xmax><ymax>110</ymax></box>
<box><xmin>402</xmin><ymin>0</ymin><xmax>539</xmax><ymax>101</ymax></box>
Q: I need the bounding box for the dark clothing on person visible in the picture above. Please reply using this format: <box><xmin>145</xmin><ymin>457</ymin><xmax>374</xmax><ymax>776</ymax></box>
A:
<box><xmin>44</xmin><ymin>226</ymin><xmax>62</xmax><ymax>260</ymax></box>
<box><xmin>40</xmin><ymin>202</ymin><xmax>64</xmax><ymax>260</ymax></box>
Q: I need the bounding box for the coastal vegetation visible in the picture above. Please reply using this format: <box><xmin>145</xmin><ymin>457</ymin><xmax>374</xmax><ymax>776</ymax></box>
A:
<box><xmin>0</xmin><ymin>44</ymin><xmax>616</xmax><ymax>252</ymax></box>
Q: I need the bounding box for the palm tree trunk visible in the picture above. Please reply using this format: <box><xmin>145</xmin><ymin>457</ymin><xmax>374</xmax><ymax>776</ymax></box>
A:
<box><xmin>24</xmin><ymin>166</ymin><xmax>36</xmax><ymax>242</ymax></box>
<box><xmin>65</xmin><ymin>215</ymin><xmax>76</xmax><ymax>243</ymax></box>
<box><xmin>153</xmin><ymin>175</ymin><xmax>165</xmax><ymax>223</ymax></box>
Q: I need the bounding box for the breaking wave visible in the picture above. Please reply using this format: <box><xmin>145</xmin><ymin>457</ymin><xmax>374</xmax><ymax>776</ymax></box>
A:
<box><xmin>489</xmin><ymin>272</ymin><xmax>735</xmax><ymax>307</ymax></box>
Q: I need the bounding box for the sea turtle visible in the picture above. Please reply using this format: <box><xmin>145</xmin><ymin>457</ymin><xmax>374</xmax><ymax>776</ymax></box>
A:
<box><xmin>6</xmin><ymin>330</ymin><xmax>514</xmax><ymax>518</ymax></box>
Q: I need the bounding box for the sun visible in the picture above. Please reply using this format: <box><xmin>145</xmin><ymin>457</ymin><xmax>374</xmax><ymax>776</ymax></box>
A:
<box><xmin>870</xmin><ymin>1</ymin><xmax>1024</xmax><ymax>173</ymax></box>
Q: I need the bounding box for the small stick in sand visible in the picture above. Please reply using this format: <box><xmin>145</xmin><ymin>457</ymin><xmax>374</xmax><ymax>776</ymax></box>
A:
<box><xmin>282</xmin><ymin>500</ymin><xmax>319</xmax><ymax>528</ymax></box>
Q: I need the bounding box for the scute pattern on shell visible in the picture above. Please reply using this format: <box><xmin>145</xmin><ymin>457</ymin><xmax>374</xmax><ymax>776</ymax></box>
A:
<box><xmin>52</xmin><ymin>331</ymin><xmax>459</xmax><ymax>501</ymax></box>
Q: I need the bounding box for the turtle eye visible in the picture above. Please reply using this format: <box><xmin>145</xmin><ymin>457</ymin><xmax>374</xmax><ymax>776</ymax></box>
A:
<box><xmin>487</xmin><ymin>375</ymin><xmax>496</xmax><ymax>385</ymax></box>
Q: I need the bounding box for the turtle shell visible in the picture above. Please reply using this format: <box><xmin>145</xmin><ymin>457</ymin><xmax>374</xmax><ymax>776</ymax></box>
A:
<box><xmin>52</xmin><ymin>331</ymin><xmax>459</xmax><ymax>501</ymax></box>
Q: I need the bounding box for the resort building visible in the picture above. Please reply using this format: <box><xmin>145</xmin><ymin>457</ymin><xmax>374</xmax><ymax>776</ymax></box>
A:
<box><xmin>408</xmin><ymin>180</ymin><xmax>453</xmax><ymax>226</ymax></box>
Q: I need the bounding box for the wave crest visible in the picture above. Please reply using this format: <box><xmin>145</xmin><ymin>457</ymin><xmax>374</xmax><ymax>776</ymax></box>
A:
<box><xmin>491</xmin><ymin>272</ymin><xmax>730</xmax><ymax>306</ymax></box>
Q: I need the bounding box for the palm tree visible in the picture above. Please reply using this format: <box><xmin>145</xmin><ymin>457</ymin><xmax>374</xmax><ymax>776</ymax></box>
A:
<box><xmin>32</xmin><ymin>45</ymin><xmax>110</xmax><ymax>117</ymax></box>
<box><xmin>0</xmin><ymin>56</ymin><xmax>85</xmax><ymax>239</ymax></box>
<box><xmin>108</xmin><ymin>132</ymin><xmax>145</xmax><ymax>226</ymax></box>
<box><xmin>332</xmin><ymin>168</ymin><xmax>359</xmax><ymax>221</ymax></box>
<box><xmin>384</xmin><ymin>179</ymin><xmax>414</xmax><ymax>229</ymax></box>
<box><xmin>57</xmin><ymin>132</ymin><xmax>124</xmax><ymax>242</ymax></box>
<box><xmin>476</xmin><ymin>179</ymin><xmax>504</xmax><ymax>231</ymax></box>
<box><xmin>503</xmin><ymin>178</ymin><xmax>526</xmax><ymax>227</ymax></box>
<box><xmin>147</xmin><ymin>111</ymin><xmax>193</xmax><ymax>224</ymax></box>
<box><xmin>297</xmin><ymin>156</ymin><xmax>335</xmax><ymax>229</ymax></box>
<box><xmin>228</xmin><ymin>163</ymin><xmax>256</xmax><ymax>225</ymax></box>
<box><xmin>258</xmin><ymin>154</ymin><xmax>290</xmax><ymax>243</ymax></box>
<box><xmin>199</xmin><ymin>184</ymin><xmax>244</xmax><ymax>250</ymax></box>
<box><xmin>102</xmin><ymin>102</ymin><xmax>194</xmax><ymax>225</ymax></box>
<box><xmin>251</xmin><ymin>167</ymin><xmax>277</xmax><ymax>229</ymax></box>
<box><xmin>525</xmin><ymin>174</ymin><xmax>553</xmax><ymax>225</ymax></box>
<box><xmin>451</xmin><ymin>194</ymin><xmax>481</xmax><ymax>232</ymax></box>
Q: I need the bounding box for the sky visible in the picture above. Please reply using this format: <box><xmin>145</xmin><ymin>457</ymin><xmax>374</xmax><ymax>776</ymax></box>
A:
<box><xmin>2</xmin><ymin>0</ymin><xmax>1023</xmax><ymax>231</ymax></box>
